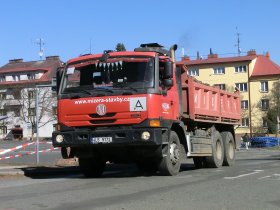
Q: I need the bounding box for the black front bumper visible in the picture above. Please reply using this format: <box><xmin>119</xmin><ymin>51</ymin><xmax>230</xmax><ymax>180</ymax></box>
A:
<box><xmin>52</xmin><ymin>127</ymin><xmax>163</xmax><ymax>147</ymax></box>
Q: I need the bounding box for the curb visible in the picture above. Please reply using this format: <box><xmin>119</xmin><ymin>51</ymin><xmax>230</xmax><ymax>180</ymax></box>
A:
<box><xmin>0</xmin><ymin>165</ymin><xmax>80</xmax><ymax>176</ymax></box>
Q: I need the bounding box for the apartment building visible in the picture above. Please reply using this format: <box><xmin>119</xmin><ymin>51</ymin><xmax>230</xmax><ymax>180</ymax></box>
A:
<box><xmin>177</xmin><ymin>50</ymin><xmax>280</xmax><ymax>135</ymax></box>
<box><xmin>0</xmin><ymin>56</ymin><xmax>63</xmax><ymax>140</ymax></box>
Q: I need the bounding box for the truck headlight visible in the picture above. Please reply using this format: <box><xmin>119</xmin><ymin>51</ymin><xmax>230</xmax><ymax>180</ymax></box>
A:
<box><xmin>56</xmin><ymin>135</ymin><xmax>64</xmax><ymax>143</ymax></box>
<box><xmin>141</xmin><ymin>131</ymin><xmax>150</xmax><ymax>141</ymax></box>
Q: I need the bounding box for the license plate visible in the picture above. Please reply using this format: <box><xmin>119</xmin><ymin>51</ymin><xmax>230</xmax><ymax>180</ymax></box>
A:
<box><xmin>91</xmin><ymin>137</ymin><xmax>112</xmax><ymax>144</ymax></box>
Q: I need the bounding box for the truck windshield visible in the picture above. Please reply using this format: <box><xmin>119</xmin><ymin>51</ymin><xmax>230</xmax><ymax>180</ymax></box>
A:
<box><xmin>61</xmin><ymin>57</ymin><xmax>155</xmax><ymax>94</ymax></box>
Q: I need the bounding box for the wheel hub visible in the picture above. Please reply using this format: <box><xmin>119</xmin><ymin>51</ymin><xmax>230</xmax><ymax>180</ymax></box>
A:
<box><xmin>170</xmin><ymin>143</ymin><xmax>180</xmax><ymax>165</ymax></box>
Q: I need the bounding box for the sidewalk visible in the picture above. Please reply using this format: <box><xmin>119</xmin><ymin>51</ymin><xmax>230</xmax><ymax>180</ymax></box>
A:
<box><xmin>0</xmin><ymin>159</ymin><xmax>79</xmax><ymax>177</ymax></box>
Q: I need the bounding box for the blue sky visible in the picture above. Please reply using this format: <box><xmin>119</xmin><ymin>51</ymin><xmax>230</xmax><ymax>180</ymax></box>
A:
<box><xmin>0</xmin><ymin>0</ymin><xmax>279</xmax><ymax>65</ymax></box>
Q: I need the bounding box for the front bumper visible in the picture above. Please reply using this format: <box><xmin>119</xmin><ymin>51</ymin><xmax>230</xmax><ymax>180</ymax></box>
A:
<box><xmin>52</xmin><ymin>127</ymin><xmax>163</xmax><ymax>147</ymax></box>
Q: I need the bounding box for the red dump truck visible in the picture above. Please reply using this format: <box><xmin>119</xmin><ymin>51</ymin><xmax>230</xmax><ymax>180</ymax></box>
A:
<box><xmin>52</xmin><ymin>43</ymin><xmax>241</xmax><ymax>177</ymax></box>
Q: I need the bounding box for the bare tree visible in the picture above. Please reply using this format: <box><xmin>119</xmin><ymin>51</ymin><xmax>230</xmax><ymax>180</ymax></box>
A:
<box><xmin>11</xmin><ymin>84</ymin><xmax>57</xmax><ymax>139</ymax></box>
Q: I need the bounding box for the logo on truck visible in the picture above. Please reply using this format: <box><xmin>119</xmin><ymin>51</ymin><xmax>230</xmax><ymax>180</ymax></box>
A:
<box><xmin>96</xmin><ymin>104</ymin><xmax>107</xmax><ymax>116</ymax></box>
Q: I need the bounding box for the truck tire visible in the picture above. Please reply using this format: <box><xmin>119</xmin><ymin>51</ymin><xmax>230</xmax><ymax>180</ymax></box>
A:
<box><xmin>158</xmin><ymin>131</ymin><xmax>181</xmax><ymax>176</ymax></box>
<box><xmin>221</xmin><ymin>131</ymin><xmax>235</xmax><ymax>166</ymax></box>
<box><xmin>193</xmin><ymin>157</ymin><xmax>207</xmax><ymax>169</ymax></box>
<box><xmin>205</xmin><ymin>131</ymin><xmax>224</xmax><ymax>168</ymax></box>
<box><xmin>79</xmin><ymin>157</ymin><xmax>106</xmax><ymax>178</ymax></box>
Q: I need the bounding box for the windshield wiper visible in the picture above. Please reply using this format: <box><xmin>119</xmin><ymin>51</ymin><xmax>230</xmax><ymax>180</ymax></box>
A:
<box><xmin>94</xmin><ymin>87</ymin><xmax>114</xmax><ymax>93</ymax></box>
<box><xmin>113</xmin><ymin>83</ymin><xmax>138</xmax><ymax>92</ymax></box>
<box><xmin>69</xmin><ymin>89</ymin><xmax>92</xmax><ymax>99</ymax></box>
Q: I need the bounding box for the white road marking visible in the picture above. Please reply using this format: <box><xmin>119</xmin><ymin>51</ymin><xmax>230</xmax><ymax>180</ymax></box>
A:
<box><xmin>258</xmin><ymin>176</ymin><xmax>271</xmax><ymax>180</ymax></box>
<box><xmin>224</xmin><ymin>170</ymin><xmax>264</xmax><ymax>179</ymax></box>
<box><xmin>258</xmin><ymin>174</ymin><xmax>280</xmax><ymax>180</ymax></box>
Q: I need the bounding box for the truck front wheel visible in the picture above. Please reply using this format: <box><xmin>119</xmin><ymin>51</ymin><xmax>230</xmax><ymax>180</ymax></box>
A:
<box><xmin>158</xmin><ymin>131</ymin><xmax>181</xmax><ymax>176</ymax></box>
<box><xmin>79</xmin><ymin>157</ymin><xmax>106</xmax><ymax>178</ymax></box>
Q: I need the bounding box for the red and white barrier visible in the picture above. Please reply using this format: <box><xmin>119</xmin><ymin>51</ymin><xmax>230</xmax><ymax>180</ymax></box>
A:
<box><xmin>0</xmin><ymin>147</ymin><xmax>59</xmax><ymax>161</ymax></box>
<box><xmin>0</xmin><ymin>142</ymin><xmax>35</xmax><ymax>155</ymax></box>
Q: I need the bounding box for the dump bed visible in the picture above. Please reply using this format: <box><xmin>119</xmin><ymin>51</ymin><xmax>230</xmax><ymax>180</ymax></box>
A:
<box><xmin>181</xmin><ymin>75</ymin><xmax>241</xmax><ymax>124</ymax></box>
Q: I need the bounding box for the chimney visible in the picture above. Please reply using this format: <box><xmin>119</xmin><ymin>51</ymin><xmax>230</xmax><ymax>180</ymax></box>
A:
<box><xmin>9</xmin><ymin>58</ymin><xmax>23</xmax><ymax>63</ymax></box>
<box><xmin>247</xmin><ymin>50</ymin><xmax>257</xmax><ymax>56</ymax></box>
<box><xmin>208</xmin><ymin>48</ymin><xmax>218</xmax><ymax>59</ymax></box>
<box><xmin>208</xmin><ymin>53</ymin><xmax>218</xmax><ymax>59</ymax></box>
<box><xmin>265</xmin><ymin>52</ymin><xmax>270</xmax><ymax>59</ymax></box>
<box><xmin>46</xmin><ymin>56</ymin><xmax>60</xmax><ymax>61</ymax></box>
<box><xmin>196</xmin><ymin>51</ymin><xmax>200</xmax><ymax>60</ymax></box>
<box><xmin>181</xmin><ymin>56</ymin><xmax>190</xmax><ymax>61</ymax></box>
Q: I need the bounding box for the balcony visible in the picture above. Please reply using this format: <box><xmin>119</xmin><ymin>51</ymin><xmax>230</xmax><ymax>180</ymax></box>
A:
<box><xmin>4</xmin><ymin>99</ymin><xmax>23</xmax><ymax>107</ymax></box>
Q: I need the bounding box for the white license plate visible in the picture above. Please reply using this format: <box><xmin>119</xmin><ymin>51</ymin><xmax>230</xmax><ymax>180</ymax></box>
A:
<box><xmin>91</xmin><ymin>137</ymin><xmax>112</xmax><ymax>144</ymax></box>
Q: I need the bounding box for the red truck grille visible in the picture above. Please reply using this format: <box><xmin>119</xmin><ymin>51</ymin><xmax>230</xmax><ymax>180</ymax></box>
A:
<box><xmin>89</xmin><ymin>113</ymin><xmax>116</xmax><ymax>118</ymax></box>
<box><xmin>90</xmin><ymin>119</ymin><xmax>116</xmax><ymax>124</ymax></box>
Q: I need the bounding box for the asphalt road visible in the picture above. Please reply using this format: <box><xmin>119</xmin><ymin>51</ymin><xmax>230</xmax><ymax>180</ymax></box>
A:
<box><xmin>0</xmin><ymin>148</ymin><xmax>280</xmax><ymax>210</ymax></box>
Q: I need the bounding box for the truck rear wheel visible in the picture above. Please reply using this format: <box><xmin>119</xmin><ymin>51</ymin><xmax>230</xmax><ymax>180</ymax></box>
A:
<box><xmin>158</xmin><ymin>131</ymin><xmax>181</xmax><ymax>176</ymax></box>
<box><xmin>205</xmin><ymin>131</ymin><xmax>224</xmax><ymax>168</ymax></box>
<box><xmin>79</xmin><ymin>157</ymin><xmax>106</xmax><ymax>178</ymax></box>
<box><xmin>221</xmin><ymin>131</ymin><xmax>235</xmax><ymax>166</ymax></box>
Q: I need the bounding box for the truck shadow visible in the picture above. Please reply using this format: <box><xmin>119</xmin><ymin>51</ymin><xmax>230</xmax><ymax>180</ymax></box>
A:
<box><xmin>21</xmin><ymin>163</ymin><xmax>196</xmax><ymax>179</ymax></box>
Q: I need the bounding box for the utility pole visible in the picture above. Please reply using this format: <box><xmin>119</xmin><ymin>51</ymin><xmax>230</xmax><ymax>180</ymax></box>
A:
<box><xmin>35</xmin><ymin>84</ymin><xmax>54</xmax><ymax>164</ymax></box>
<box><xmin>37</xmin><ymin>38</ymin><xmax>45</xmax><ymax>60</ymax></box>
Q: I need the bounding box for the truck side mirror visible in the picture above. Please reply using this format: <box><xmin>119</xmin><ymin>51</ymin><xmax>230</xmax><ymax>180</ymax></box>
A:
<box><xmin>163</xmin><ymin>79</ymin><xmax>174</xmax><ymax>89</ymax></box>
<box><xmin>163</xmin><ymin>62</ymin><xmax>173</xmax><ymax>79</ymax></box>
<box><xmin>55</xmin><ymin>67</ymin><xmax>64</xmax><ymax>94</ymax></box>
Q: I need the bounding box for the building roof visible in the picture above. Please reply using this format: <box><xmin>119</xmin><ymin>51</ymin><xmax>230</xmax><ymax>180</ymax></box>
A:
<box><xmin>177</xmin><ymin>55</ymin><xmax>257</xmax><ymax>66</ymax></box>
<box><xmin>250</xmin><ymin>55</ymin><xmax>280</xmax><ymax>77</ymax></box>
<box><xmin>177</xmin><ymin>51</ymin><xmax>280</xmax><ymax>78</ymax></box>
<box><xmin>0</xmin><ymin>56</ymin><xmax>63</xmax><ymax>86</ymax></box>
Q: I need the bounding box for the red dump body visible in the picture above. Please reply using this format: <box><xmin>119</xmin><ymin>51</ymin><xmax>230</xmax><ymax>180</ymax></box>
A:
<box><xmin>181</xmin><ymin>73</ymin><xmax>241</xmax><ymax>124</ymax></box>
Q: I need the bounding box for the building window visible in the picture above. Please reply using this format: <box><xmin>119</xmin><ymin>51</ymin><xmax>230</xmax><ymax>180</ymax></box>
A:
<box><xmin>52</xmin><ymin>107</ymin><xmax>57</xmax><ymax>115</ymax></box>
<box><xmin>241</xmin><ymin>118</ymin><xmax>249</xmax><ymax>127</ymax></box>
<box><xmin>188</xmin><ymin>69</ymin><xmax>199</xmax><ymax>76</ymax></box>
<box><xmin>13</xmin><ymin>89</ymin><xmax>21</xmax><ymax>99</ymax></box>
<box><xmin>0</xmin><ymin>92</ymin><xmax>6</xmax><ymax>100</ymax></box>
<box><xmin>13</xmin><ymin>108</ymin><xmax>21</xmax><ymax>117</ymax></box>
<box><xmin>213</xmin><ymin>67</ymin><xmax>225</xmax><ymax>75</ymax></box>
<box><xmin>0</xmin><ymin>126</ymin><xmax>7</xmax><ymax>134</ymax></box>
<box><xmin>214</xmin><ymin>84</ymin><xmax>226</xmax><ymax>90</ymax></box>
<box><xmin>260</xmin><ymin>99</ymin><xmax>269</xmax><ymax>110</ymax></box>
<box><xmin>260</xmin><ymin>81</ymin><xmax>268</xmax><ymax>92</ymax></box>
<box><xmin>235</xmin><ymin>65</ymin><xmax>247</xmax><ymax>73</ymax></box>
<box><xmin>27</xmin><ymin>74</ymin><xmax>35</xmax><ymax>80</ymax></box>
<box><xmin>28</xmin><ymin>90</ymin><xmax>35</xmax><ymax>99</ymax></box>
<box><xmin>12</xmin><ymin>75</ymin><xmax>20</xmax><ymax>81</ymax></box>
<box><xmin>0</xmin><ymin>76</ymin><xmax>5</xmax><ymax>82</ymax></box>
<box><xmin>0</xmin><ymin>109</ymin><xmax>7</xmax><ymax>116</ymax></box>
<box><xmin>235</xmin><ymin>83</ymin><xmax>248</xmax><ymax>92</ymax></box>
<box><xmin>241</xmin><ymin>100</ymin><xmax>248</xmax><ymax>109</ymax></box>
<box><xmin>262</xmin><ymin>118</ymin><xmax>268</xmax><ymax>128</ymax></box>
<box><xmin>28</xmin><ymin>108</ymin><xmax>36</xmax><ymax>116</ymax></box>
